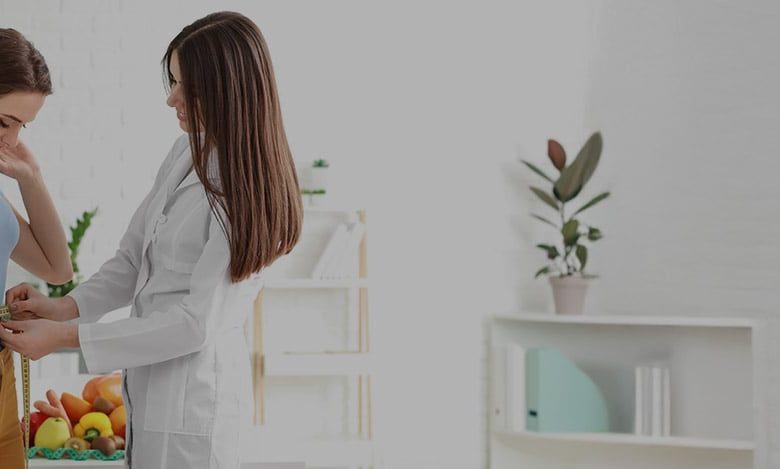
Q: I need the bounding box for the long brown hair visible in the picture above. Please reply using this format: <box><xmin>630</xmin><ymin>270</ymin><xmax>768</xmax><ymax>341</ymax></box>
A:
<box><xmin>163</xmin><ymin>12</ymin><xmax>302</xmax><ymax>282</ymax></box>
<box><xmin>0</xmin><ymin>28</ymin><xmax>52</xmax><ymax>96</ymax></box>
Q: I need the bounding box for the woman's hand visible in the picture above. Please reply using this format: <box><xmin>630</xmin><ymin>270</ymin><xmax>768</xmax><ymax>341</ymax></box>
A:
<box><xmin>6</xmin><ymin>283</ymin><xmax>78</xmax><ymax>322</ymax></box>
<box><xmin>0</xmin><ymin>140</ymin><xmax>40</xmax><ymax>184</ymax></box>
<box><xmin>0</xmin><ymin>319</ymin><xmax>78</xmax><ymax>360</ymax></box>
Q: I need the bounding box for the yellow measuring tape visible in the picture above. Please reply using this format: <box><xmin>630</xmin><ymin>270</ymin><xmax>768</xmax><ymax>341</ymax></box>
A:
<box><xmin>0</xmin><ymin>305</ymin><xmax>30</xmax><ymax>469</ymax></box>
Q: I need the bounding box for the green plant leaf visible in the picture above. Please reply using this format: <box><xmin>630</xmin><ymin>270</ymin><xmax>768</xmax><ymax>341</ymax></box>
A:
<box><xmin>576</xmin><ymin>244</ymin><xmax>588</xmax><ymax>271</ymax></box>
<box><xmin>536</xmin><ymin>244</ymin><xmax>560</xmax><ymax>260</ymax></box>
<box><xmin>588</xmin><ymin>227</ymin><xmax>603</xmax><ymax>241</ymax></box>
<box><xmin>530</xmin><ymin>187</ymin><xmax>559</xmax><ymax>211</ymax></box>
<box><xmin>531</xmin><ymin>214</ymin><xmax>558</xmax><ymax>229</ymax></box>
<box><xmin>572</xmin><ymin>191</ymin><xmax>610</xmax><ymax>217</ymax></box>
<box><xmin>561</xmin><ymin>219</ymin><xmax>580</xmax><ymax>246</ymax></box>
<box><xmin>553</xmin><ymin>132</ymin><xmax>603</xmax><ymax>202</ymax></box>
<box><xmin>49</xmin><ymin>208</ymin><xmax>97</xmax><ymax>297</ymax></box>
<box><xmin>534</xmin><ymin>266</ymin><xmax>551</xmax><ymax>278</ymax></box>
<box><xmin>521</xmin><ymin>160</ymin><xmax>554</xmax><ymax>183</ymax></box>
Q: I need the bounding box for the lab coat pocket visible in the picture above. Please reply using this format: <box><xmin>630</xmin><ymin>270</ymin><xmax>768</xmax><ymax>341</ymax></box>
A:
<box><xmin>160</xmin><ymin>253</ymin><xmax>197</xmax><ymax>274</ymax></box>
<box><xmin>182</xmin><ymin>348</ymin><xmax>217</xmax><ymax>435</ymax></box>
<box><xmin>143</xmin><ymin>357</ymin><xmax>188</xmax><ymax>433</ymax></box>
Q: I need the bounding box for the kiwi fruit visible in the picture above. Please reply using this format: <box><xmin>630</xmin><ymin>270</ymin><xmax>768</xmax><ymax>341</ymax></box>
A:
<box><xmin>109</xmin><ymin>435</ymin><xmax>125</xmax><ymax>450</ymax></box>
<box><xmin>91</xmin><ymin>436</ymin><xmax>117</xmax><ymax>456</ymax></box>
<box><xmin>63</xmin><ymin>437</ymin><xmax>90</xmax><ymax>451</ymax></box>
<box><xmin>93</xmin><ymin>396</ymin><xmax>116</xmax><ymax>415</ymax></box>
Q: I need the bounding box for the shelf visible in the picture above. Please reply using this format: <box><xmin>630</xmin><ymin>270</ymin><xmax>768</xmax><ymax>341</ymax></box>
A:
<box><xmin>242</xmin><ymin>430</ymin><xmax>374</xmax><ymax>466</ymax></box>
<box><xmin>264</xmin><ymin>278</ymin><xmax>368</xmax><ymax>289</ymax></box>
<box><xmin>496</xmin><ymin>430</ymin><xmax>754</xmax><ymax>451</ymax></box>
<box><xmin>264</xmin><ymin>352</ymin><xmax>373</xmax><ymax>376</ymax></box>
<box><xmin>494</xmin><ymin>312</ymin><xmax>755</xmax><ymax>328</ymax></box>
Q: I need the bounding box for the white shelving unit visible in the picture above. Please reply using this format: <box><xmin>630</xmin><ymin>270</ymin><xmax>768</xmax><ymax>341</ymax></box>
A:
<box><xmin>248</xmin><ymin>207</ymin><xmax>376</xmax><ymax>469</ymax></box>
<box><xmin>489</xmin><ymin>313</ymin><xmax>762</xmax><ymax>469</ymax></box>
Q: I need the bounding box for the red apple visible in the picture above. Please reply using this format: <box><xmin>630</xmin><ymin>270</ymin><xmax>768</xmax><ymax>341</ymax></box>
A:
<box><xmin>20</xmin><ymin>411</ymin><xmax>49</xmax><ymax>446</ymax></box>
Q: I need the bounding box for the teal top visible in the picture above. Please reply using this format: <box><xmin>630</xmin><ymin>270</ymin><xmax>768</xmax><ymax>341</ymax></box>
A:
<box><xmin>0</xmin><ymin>193</ymin><xmax>19</xmax><ymax>349</ymax></box>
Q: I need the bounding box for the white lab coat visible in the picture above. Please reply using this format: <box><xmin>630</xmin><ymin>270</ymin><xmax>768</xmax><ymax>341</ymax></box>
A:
<box><xmin>69</xmin><ymin>135</ymin><xmax>260</xmax><ymax>468</ymax></box>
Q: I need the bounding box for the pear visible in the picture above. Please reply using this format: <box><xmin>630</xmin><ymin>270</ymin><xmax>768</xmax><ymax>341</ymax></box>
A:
<box><xmin>35</xmin><ymin>417</ymin><xmax>71</xmax><ymax>449</ymax></box>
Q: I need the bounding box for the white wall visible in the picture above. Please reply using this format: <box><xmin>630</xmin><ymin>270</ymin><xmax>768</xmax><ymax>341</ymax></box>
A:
<box><xmin>585</xmin><ymin>0</ymin><xmax>780</xmax><ymax>466</ymax></box>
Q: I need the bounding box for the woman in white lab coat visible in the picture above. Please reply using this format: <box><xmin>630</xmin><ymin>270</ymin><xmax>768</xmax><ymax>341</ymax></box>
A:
<box><xmin>0</xmin><ymin>12</ymin><xmax>303</xmax><ymax>468</ymax></box>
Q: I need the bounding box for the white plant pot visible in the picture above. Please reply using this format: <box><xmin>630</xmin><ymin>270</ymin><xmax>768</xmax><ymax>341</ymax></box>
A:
<box><xmin>549</xmin><ymin>275</ymin><xmax>591</xmax><ymax>315</ymax></box>
<box><xmin>309</xmin><ymin>167</ymin><xmax>329</xmax><ymax>192</ymax></box>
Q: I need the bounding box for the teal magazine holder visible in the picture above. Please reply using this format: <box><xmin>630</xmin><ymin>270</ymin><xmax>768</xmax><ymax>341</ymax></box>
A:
<box><xmin>525</xmin><ymin>347</ymin><xmax>609</xmax><ymax>432</ymax></box>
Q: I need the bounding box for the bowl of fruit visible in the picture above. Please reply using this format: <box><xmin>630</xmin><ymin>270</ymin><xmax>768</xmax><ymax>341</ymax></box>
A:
<box><xmin>23</xmin><ymin>373</ymin><xmax>127</xmax><ymax>461</ymax></box>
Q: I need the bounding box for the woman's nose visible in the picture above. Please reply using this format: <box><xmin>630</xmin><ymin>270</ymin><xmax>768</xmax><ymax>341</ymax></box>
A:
<box><xmin>167</xmin><ymin>87</ymin><xmax>181</xmax><ymax>108</ymax></box>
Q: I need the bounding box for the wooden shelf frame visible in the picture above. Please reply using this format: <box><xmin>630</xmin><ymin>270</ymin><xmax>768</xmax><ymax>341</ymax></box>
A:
<box><xmin>251</xmin><ymin>208</ymin><xmax>373</xmax><ymax>444</ymax></box>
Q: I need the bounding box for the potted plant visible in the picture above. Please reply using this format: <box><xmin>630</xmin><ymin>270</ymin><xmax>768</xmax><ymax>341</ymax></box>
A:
<box><xmin>47</xmin><ymin>209</ymin><xmax>98</xmax><ymax>298</ymax></box>
<box><xmin>522</xmin><ymin>132</ymin><xmax>609</xmax><ymax>314</ymax></box>
<box><xmin>301</xmin><ymin>158</ymin><xmax>330</xmax><ymax>207</ymax></box>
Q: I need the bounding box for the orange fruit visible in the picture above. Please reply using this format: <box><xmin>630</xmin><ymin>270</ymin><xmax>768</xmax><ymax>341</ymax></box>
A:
<box><xmin>109</xmin><ymin>406</ymin><xmax>126</xmax><ymax>439</ymax></box>
<box><xmin>97</xmin><ymin>374</ymin><xmax>124</xmax><ymax>407</ymax></box>
<box><xmin>82</xmin><ymin>376</ymin><xmax>105</xmax><ymax>404</ymax></box>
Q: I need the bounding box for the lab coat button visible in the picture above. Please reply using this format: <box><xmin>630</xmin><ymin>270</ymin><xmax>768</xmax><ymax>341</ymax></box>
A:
<box><xmin>158</xmin><ymin>215</ymin><xmax>168</xmax><ymax>224</ymax></box>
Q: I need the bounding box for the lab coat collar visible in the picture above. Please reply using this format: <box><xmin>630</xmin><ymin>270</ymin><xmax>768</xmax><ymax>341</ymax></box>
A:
<box><xmin>171</xmin><ymin>145</ymin><xmax>221</xmax><ymax>196</ymax></box>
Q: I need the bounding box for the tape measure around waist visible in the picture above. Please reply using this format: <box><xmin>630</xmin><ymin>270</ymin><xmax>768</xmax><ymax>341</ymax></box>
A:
<box><xmin>0</xmin><ymin>305</ymin><xmax>30</xmax><ymax>469</ymax></box>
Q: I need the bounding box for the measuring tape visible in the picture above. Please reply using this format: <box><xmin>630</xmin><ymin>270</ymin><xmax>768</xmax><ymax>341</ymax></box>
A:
<box><xmin>0</xmin><ymin>305</ymin><xmax>30</xmax><ymax>469</ymax></box>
